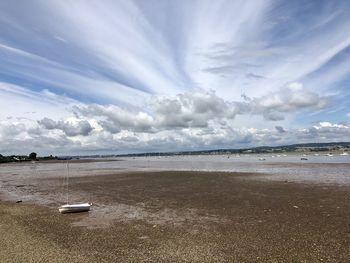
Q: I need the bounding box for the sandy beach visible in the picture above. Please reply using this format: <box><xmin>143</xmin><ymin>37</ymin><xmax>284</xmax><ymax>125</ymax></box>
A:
<box><xmin>2</xmin><ymin>0</ymin><xmax>350</xmax><ymax>261</ymax></box>
<box><xmin>1</xmin><ymin>162</ymin><xmax>350</xmax><ymax>262</ymax></box>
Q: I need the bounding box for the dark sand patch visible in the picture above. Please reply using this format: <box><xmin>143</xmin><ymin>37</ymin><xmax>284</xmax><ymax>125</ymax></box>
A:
<box><xmin>1</xmin><ymin>171</ymin><xmax>350</xmax><ymax>262</ymax></box>
<box><xmin>36</xmin><ymin>158</ymin><xmax>123</xmax><ymax>164</ymax></box>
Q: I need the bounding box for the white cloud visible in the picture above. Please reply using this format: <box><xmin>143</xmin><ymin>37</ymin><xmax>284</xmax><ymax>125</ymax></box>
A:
<box><xmin>38</xmin><ymin>117</ymin><xmax>93</xmax><ymax>137</ymax></box>
<box><xmin>0</xmin><ymin>82</ymin><xmax>341</xmax><ymax>155</ymax></box>
<box><xmin>73</xmin><ymin>104</ymin><xmax>155</xmax><ymax>133</ymax></box>
<box><xmin>1</xmin><ymin>114</ymin><xmax>349</xmax><ymax>155</ymax></box>
<box><xmin>0</xmin><ymin>121</ymin><xmax>27</xmax><ymax>139</ymax></box>
<box><xmin>71</xmin><ymin>86</ymin><xmax>328</xmax><ymax>135</ymax></box>
<box><xmin>314</xmin><ymin>122</ymin><xmax>348</xmax><ymax>129</ymax></box>
<box><xmin>149</xmin><ymin>90</ymin><xmax>240</xmax><ymax>128</ymax></box>
<box><xmin>249</xmin><ymin>83</ymin><xmax>330</xmax><ymax>113</ymax></box>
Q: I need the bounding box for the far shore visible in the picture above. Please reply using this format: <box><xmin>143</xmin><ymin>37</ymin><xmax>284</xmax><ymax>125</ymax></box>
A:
<box><xmin>0</xmin><ymin>158</ymin><xmax>123</xmax><ymax>165</ymax></box>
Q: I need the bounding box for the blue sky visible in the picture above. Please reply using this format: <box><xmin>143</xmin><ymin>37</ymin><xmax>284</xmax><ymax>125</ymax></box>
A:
<box><xmin>0</xmin><ymin>0</ymin><xmax>350</xmax><ymax>155</ymax></box>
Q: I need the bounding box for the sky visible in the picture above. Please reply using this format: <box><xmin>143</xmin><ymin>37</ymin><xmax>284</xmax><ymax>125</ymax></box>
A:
<box><xmin>1</xmin><ymin>0</ymin><xmax>350</xmax><ymax>155</ymax></box>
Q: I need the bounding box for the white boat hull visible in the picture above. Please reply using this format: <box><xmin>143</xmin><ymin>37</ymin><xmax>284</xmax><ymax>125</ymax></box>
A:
<box><xmin>59</xmin><ymin>203</ymin><xmax>91</xmax><ymax>213</ymax></box>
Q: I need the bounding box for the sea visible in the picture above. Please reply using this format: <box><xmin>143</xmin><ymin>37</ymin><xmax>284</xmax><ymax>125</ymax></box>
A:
<box><xmin>1</xmin><ymin>154</ymin><xmax>349</xmax><ymax>185</ymax></box>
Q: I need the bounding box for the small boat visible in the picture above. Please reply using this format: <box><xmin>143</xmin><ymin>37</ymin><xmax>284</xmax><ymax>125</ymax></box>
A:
<box><xmin>59</xmin><ymin>162</ymin><xmax>92</xmax><ymax>213</ymax></box>
<box><xmin>301</xmin><ymin>157</ymin><xmax>308</xmax><ymax>161</ymax></box>
<box><xmin>340</xmin><ymin>152</ymin><xmax>349</xmax><ymax>156</ymax></box>
<box><xmin>59</xmin><ymin>203</ymin><xmax>91</xmax><ymax>213</ymax></box>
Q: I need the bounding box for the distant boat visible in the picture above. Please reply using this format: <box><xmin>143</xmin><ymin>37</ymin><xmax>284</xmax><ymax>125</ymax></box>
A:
<box><xmin>301</xmin><ymin>157</ymin><xmax>308</xmax><ymax>161</ymax></box>
<box><xmin>59</xmin><ymin>162</ymin><xmax>91</xmax><ymax>213</ymax></box>
<box><xmin>259</xmin><ymin>157</ymin><xmax>266</xmax><ymax>161</ymax></box>
<box><xmin>326</xmin><ymin>153</ymin><xmax>333</xmax><ymax>157</ymax></box>
<box><xmin>340</xmin><ymin>152</ymin><xmax>349</xmax><ymax>156</ymax></box>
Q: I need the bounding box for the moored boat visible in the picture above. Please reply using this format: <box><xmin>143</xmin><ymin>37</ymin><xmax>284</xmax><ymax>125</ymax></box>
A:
<box><xmin>59</xmin><ymin>162</ymin><xmax>92</xmax><ymax>213</ymax></box>
<box><xmin>59</xmin><ymin>203</ymin><xmax>91</xmax><ymax>213</ymax></box>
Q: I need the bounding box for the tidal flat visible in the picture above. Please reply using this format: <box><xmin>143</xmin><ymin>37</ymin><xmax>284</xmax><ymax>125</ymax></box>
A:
<box><xmin>1</xmin><ymin>156</ymin><xmax>350</xmax><ymax>262</ymax></box>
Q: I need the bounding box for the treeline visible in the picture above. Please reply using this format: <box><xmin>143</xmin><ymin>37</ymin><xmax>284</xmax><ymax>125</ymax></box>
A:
<box><xmin>117</xmin><ymin>142</ymin><xmax>350</xmax><ymax>157</ymax></box>
<box><xmin>0</xmin><ymin>152</ymin><xmax>58</xmax><ymax>163</ymax></box>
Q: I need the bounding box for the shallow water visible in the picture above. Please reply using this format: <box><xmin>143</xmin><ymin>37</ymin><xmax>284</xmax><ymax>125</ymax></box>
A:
<box><xmin>1</xmin><ymin>154</ymin><xmax>350</xmax><ymax>182</ymax></box>
<box><xmin>0</xmin><ymin>154</ymin><xmax>350</xmax><ymax>204</ymax></box>
<box><xmin>1</xmin><ymin>154</ymin><xmax>349</xmax><ymax>229</ymax></box>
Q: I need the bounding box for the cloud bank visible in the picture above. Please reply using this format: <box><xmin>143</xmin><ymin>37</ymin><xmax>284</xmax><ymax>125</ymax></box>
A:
<box><xmin>0</xmin><ymin>83</ymin><xmax>344</xmax><ymax>155</ymax></box>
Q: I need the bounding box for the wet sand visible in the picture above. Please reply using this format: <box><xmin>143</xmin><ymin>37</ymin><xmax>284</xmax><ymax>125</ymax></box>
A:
<box><xmin>36</xmin><ymin>158</ymin><xmax>122</xmax><ymax>164</ymax></box>
<box><xmin>1</xmin><ymin>170</ymin><xmax>350</xmax><ymax>262</ymax></box>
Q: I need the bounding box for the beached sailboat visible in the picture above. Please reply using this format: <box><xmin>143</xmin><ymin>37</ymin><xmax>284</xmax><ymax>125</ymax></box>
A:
<box><xmin>58</xmin><ymin>162</ymin><xmax>91</xmax><ymax>213</ymax></box>
<box><xmin>59</xmin><ymin>203</ymin><xmax>91</xmax><ymax>213</ymax></box>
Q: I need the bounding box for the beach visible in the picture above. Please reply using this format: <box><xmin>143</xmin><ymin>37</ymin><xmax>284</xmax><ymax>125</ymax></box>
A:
<box><xmin>2</xmin><ymin>0</ymin><xmax>350</xmax><ymax>261</ymax></box>
<box><xmin>1</xmin><ymin>157</ymin><xmax>350</xmax><ymax>262</ymax></box>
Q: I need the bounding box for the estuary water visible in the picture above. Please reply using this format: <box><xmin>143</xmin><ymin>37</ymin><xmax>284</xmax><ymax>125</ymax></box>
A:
<box><xmin>0</xmin><ymin>154</ymin><xmax>349</xmax><ymax>208</ymax></box>
<box><xmin>0</xmin><ymin>154</ymin><xmax>349</xmax><ymax>185</ymax></box>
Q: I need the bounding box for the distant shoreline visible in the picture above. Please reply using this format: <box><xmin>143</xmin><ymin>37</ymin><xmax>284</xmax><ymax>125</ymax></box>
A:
<box><xmin>1</xmin><ymin>141</ymin><xmax>349</xmax><ymax>160</ymax></box>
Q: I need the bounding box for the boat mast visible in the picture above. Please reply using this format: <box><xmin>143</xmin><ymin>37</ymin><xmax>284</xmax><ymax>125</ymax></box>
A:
<box><xmin>66</xmin><ymin>161</ymin><xmax>69</xmax><ymax>204</ymax></box>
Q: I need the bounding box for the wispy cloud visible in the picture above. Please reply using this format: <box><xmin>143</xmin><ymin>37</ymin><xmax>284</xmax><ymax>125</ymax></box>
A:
<box><xmin>0</xmin><ymin>0</ymin><xmax>350</xmax><ymax>154</ymax></box>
